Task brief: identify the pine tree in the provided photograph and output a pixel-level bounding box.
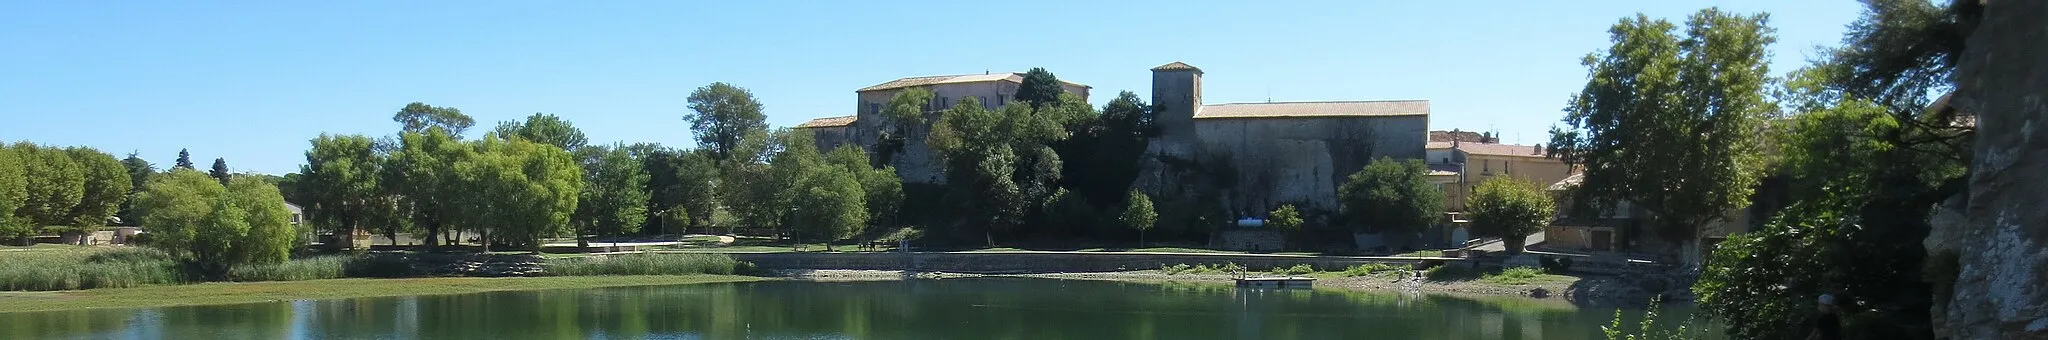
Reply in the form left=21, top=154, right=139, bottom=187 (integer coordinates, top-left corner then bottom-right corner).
left=174, top=149, right=195, bottom=169
left=209, top=158, right=231, bottom=186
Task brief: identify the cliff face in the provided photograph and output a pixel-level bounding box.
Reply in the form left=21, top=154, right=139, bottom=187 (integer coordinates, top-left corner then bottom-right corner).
left=1938, top=0, right=2048, bottom=338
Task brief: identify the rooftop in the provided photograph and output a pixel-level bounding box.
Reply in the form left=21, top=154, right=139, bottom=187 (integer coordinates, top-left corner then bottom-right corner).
left=1425, top=141, right=1549, bottom=158
left=795, top=115, right=857, bottom=128
left=1151, top=61, right=1203, bottom=73
left=1194, top=100, right=1430, bottom=119
left=856, top=73, right=1091, bottom=92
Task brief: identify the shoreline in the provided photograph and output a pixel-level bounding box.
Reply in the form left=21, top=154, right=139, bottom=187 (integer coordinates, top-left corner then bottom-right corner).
left=0, top=275, right=766, bottom=314
left=772, top=269, right=1654, bottom=307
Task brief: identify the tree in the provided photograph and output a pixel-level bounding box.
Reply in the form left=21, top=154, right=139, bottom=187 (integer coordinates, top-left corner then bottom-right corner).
left=791, top=164, right=866, bottom=250
left=1119, top=189, right=1157, bottom=248
left=876, top=88, right=936, bottom=163
left=1268, top=204, right=1304, bottom=233
left=9, top=143, right=84, bottom=241
left=61, top=147, right=130, bottom=244
left=301, top=134, right=384, bottom=250
left=760, top=129, right=822, bottom=240
left=825, top=145, right=903, bottom=230
left=1467, top=177, right=1553, bottom=253
left=209, top=158, right=231, bottom=186
left=392, top=102, right=476, bottom=136
left=927, top=94, right=1082, bottom=244
left=1058, top=91, right=1153, bottom=213
left=1013, top=67, right=1063, bottom=107
left=572, top=144, right=649, bottom=246
left=174, top=148, right=194, bottom=170
left=494, top=113, right=588, bottom=151
left=117, top=152, right=154, bottom=225
left=684, top=82, right=768, bottom=165
left=452, top=137, right=582, bottom=251
left=388, top=129, right=472, bottom=247
left=0, top=147, right=28, bottom=243
left=1549, top=9, right=1773, bottom=258
left=1337, top=158, right=1444, bottom=236
left=135, top=170, right=294, bottom=277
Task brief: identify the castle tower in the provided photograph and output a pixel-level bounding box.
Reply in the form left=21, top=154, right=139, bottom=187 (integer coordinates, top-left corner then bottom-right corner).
left=1150, top=62, right=1202, bottom=156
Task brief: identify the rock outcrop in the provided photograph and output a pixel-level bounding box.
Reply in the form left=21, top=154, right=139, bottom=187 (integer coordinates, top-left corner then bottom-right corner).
left=1935, top=1, right=2048, bottom=338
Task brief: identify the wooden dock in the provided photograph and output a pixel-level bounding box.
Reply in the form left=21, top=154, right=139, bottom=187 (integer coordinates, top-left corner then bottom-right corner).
left=1234, top=276, right=1316, bottom=288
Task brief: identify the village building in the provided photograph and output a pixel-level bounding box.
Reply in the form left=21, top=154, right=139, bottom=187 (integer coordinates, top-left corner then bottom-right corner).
left=796, top=72, right=1091, bottom=183
left=1424, top=139, right=1575, bottom=212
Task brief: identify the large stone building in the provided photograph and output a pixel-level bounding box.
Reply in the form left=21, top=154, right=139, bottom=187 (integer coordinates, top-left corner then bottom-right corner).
left=797, top=72, right=1091, bottom=183
left=1143, top=62, right=1429, bottom=214
left=797, top=62, right=1430, bottom=215
left=1424, top=139, right=1575, bottom=211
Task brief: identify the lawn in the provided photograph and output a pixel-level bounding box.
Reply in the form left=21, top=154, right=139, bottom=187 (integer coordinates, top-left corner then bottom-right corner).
left=0, top=275, right=766, bottom=313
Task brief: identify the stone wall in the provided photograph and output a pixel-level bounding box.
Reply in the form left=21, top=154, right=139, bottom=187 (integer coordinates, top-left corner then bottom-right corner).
left=730, top=252, right=1448, bottom=274
left=1934, top=1, right=2048, bottom=338
left=1193, top=115, right=1429, bottom=212
left=1213, top=230, right=1285, bottom=251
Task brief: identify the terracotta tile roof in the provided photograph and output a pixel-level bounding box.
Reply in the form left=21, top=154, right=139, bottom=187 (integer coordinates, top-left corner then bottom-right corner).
left=1548, top=173, right=1583, bottom=191
left=1194, top=100, right=1429, bottom=119
left=1151, top=61, right=1202, bottom=73
left=795, top=115, right=857, bottom=128
left=856, top=73, right=1090, bottom=92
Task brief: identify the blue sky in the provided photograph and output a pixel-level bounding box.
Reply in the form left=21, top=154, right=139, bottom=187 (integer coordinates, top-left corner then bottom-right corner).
left=1, top=0, right=1862, bottom=175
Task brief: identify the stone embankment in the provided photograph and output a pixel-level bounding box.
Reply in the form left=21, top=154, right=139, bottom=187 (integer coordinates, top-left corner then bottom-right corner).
left=728, top=251, right=1452, bottom=274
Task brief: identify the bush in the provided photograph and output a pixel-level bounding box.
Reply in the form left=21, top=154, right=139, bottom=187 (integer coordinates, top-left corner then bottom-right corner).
left=1540, top=256, right=1574, bottom=273
left=1159, top=262, right=1244, bottom=276
left=544, top=253, right=743, bottom=276
left=1341, top=263, right=1407, bottom=277
left=1482, top=266, right=1547, bottom=285
left=1424, top=264, right=1478, bottom=281
left=1268, top=264, right=1315, bottom=276
left=227, top=253, right=416, bottom=282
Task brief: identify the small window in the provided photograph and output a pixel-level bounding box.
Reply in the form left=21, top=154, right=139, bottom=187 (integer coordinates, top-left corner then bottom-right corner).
left=998, top=95, right=1006, bottom=106
left=868, top=103, right=880, bottom=114
left=940, top=97, right=949, bottom=108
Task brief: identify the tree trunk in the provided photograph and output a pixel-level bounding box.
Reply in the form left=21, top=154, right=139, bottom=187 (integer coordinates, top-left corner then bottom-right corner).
left=1505, top=235, right=1528, bottom=253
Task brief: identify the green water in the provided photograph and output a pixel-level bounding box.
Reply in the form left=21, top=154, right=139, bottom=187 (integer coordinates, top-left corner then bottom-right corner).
left=0, top=278, right=1714, bottom=339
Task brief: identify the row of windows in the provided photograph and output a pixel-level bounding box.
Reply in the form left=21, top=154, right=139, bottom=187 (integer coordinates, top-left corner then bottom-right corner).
left=865, top=94, right=1009, bottom=114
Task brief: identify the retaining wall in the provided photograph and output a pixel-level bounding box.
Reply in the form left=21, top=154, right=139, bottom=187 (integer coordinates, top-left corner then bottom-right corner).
left=728, top=251, right=1456, bottom=274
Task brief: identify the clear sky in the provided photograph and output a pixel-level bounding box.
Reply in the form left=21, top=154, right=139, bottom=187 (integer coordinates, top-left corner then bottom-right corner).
left=1, top=0, right=1862, bottom=175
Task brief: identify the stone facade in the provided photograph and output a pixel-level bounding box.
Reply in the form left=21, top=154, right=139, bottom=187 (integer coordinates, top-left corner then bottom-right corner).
left=799, top=73, right=1091, bottom=184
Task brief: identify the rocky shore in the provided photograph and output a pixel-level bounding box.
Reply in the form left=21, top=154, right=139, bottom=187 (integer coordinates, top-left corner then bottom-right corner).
left=765, top=268, right=1682, bottom=306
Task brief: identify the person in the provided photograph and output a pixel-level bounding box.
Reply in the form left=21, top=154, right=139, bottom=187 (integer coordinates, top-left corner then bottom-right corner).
left=1809, top=293, right=1843, bottom=340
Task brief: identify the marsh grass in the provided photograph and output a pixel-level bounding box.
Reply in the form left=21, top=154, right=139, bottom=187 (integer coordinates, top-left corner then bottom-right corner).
left=0, top=247, right=187, bottom=291
left=544, top=253, right=745, bottom=276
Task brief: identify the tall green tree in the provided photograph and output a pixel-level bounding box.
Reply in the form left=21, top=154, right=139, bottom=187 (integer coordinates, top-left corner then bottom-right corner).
left=1058, top=91, right=1153, bottom=211
left=1013, top=67, right=1064, bottom=107
left=392, top=102, right=477, bottom=136
left=627, top=144, right=718, bottom=234
left=494, top=113, right=589, bottom=151
left=209, top=158, right=231, bottom=186
left=135, top=170, right=295, bottom=277
left=61, top=147, right=130, bottom=243
left=389, top=129, right=473, bottom=247
left=9, top=143, right=85, bottom=240
left=301, top=134, right=384, bottom=250
left=1336, top=158, right=1444, bottom=236
left=760, top=129, right=823, bottom=240
left=684, top=82, right=768, bottom=166
left=825, top=145, right=903, bottom=230
left=1549, top=9, right=1774, bottom=256
left=1466, top=177, right=1554, bottom=253
left=572, top=144, right=650, bottom=246
left=453, top=136, right=582, bottom=251
left=0, top=147, right=28, bottom=243
left=174, top=148, right=195, bottom=170
left=790, top=164, right=866, bottom=250
left=1119, top=189, right=1157, bottom=247
left=225, top=177, right=295, bottom=267
left=117, top=152, right=154, bottom=226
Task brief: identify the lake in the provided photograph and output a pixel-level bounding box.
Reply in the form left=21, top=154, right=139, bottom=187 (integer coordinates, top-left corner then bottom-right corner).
left=0, top=278, right=1715, bottom=339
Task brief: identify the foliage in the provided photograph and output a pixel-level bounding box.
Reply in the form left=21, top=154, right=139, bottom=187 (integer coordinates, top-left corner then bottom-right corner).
left=1268, top=204, right=1303, bottom=233
left=628, top=144, right=718, bottom=234
left=225, top=177, right=296, bottom=266
left=392, top=102, right=476, bottom=136
left=543, top=253, right=744, bottom=276
left=0, top=147, right=27, bottom=240
left=301, top=134, right=385, bottom=249
left=790, top=162, right=867, bottom=248
left=1481, top=267, right=1546, bottom=285
left=55, top=148, right=130, bottom=238
left=10, top=143, right=85, bottom=238
left=0, top=247, right=185, bottom=291
left=1268, top=264, right=1316, bottom=276
left=1013, top=67, right=1064, bottom=107
left=208, top=158, right=231, bottom=186
left=494, top=113, right=589, bottom=151
left=572, top=144, right=650, bottom=243
left=1549, top=9, right=1775, bottom=243
left=825, top=145, right=902, bottom=230
left=1056, top=91, right=1153, bottom=211
left=226, top=254, right=413, bottom=282
left=1159, top=262, right=1242, bottom=275
left=875, top=87, right=935, bottom=162
left=1423, top=265, right=1478, bottom=282
left=136, top=170, right=294, bottom=276
left=926, top=93, right=1085, bottom=244
left=684, top=82, right=769, bottom=165
left=1603, top=298, right=1707, bottom=340
left=388, top=129, right=471, bottom=247
left=1467, top=176, right=1554, bottom=249
left=173, top=148, right=195, bottom=170
left=1341, top=263, right=1408, bottom=277
left=1336, top=158, right=1444, bottom=235
left=1696, top=201, right=1849, bottom=340
left=455, top=137, right=584, bottom=250
left=1119, top=189, right=1157, bottom=246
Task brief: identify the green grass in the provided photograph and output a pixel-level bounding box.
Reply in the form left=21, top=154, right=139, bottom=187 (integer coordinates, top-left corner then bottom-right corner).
left=544, top=253, right=747, bottom=276
left=226, top=254, right=414, bottom=282
left=1158, top=263, right=1243, bottom=275
left=1394, top=250, right=1446, bottom=258
left=1339, top=263, right=1410, bottom=277
left=0, top=275, right=766, bottom=313
left=1268, top=264, right=1317, bottom=276
left=0, top=247, right=187, bottom=291
left=1481, top=267, right=1547, bottom=285
left=1424, top=264, right=1481, bottom=281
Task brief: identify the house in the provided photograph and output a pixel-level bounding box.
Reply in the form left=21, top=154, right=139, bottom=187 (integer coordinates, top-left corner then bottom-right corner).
left=1426, top=138, right=1575, bottom=211
left=1542, top=173, right=1766, bottom=266
left=796, top=72, right=1092, bottom=184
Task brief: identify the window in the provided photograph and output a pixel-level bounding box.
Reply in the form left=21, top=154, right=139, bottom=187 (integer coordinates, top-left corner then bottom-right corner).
left=940, top=97, right=949, bottom=108
left=868, top=102, right=880, bottom=114
left=998, top=95, right=1006, bottom=106
left=981, top=96, right=990, bottom=109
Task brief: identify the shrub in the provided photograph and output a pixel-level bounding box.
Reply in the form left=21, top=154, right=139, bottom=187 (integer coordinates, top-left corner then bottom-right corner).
left=1341, top=263, right=1407, bottom=277
left=1482, top=266, right=1547, bottom=285
left=1424, top=264, right=1478, bottom=281
left=544, top=253, right=742, bottom=276
left=225, top=253, right=416, bottom=282
left=0, top=247, right=186, bottom=291
left=1269, top=264, right=1315, bottom=276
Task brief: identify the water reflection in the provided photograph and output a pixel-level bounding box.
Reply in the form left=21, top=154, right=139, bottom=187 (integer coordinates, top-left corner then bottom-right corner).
left=0, top=278, right=1715, bottom=339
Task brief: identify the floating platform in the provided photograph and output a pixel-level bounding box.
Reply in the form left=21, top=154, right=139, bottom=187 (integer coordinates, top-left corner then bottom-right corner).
left=1235, top=276, right=1316, bottom=288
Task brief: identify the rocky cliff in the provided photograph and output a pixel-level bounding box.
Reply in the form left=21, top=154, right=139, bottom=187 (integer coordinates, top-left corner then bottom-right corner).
left=1935, top=0, right=2048, bottom=338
